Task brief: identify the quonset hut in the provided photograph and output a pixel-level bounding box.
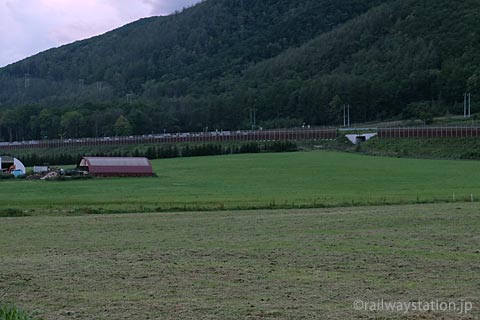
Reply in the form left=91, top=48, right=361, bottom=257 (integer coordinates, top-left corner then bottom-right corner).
left=78, top=157, right=153, bottom=177
left=0, top=156, right=26, bottom=175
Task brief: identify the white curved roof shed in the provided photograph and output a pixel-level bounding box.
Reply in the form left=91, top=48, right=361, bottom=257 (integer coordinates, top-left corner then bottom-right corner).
left=0, top=156, right=26, bottom=174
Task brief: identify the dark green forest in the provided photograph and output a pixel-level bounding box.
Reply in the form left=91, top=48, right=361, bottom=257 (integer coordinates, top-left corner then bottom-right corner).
left=0, top=0, right=479, bottom=141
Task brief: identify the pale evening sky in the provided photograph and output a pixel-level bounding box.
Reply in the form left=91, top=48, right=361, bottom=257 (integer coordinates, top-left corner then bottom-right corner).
left=0, top=0, right=202, bottom=67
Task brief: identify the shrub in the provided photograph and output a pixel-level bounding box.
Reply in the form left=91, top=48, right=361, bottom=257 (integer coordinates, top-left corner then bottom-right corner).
left=0, top=208, right=28, bottom=217
left=239, top=143, right=261, bottom=153
left=264, top=141, right=298, bottom=152
left=0, top=305, right=37, bottom=320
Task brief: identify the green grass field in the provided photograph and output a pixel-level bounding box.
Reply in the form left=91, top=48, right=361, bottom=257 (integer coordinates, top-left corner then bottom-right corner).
left=1, top=203, right=479, bottom=319
left=1, top=151, right=480, bottom=215
left=2, top=151, right=479, bottom=319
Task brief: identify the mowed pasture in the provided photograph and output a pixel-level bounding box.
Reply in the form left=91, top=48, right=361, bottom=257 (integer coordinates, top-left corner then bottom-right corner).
left=1, top=151, right=480, bottom=215
left=1, top=203, right=479, bottom=319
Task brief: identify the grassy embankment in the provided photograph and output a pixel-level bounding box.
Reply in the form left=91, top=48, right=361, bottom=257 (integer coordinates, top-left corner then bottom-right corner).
left=358, top=137, right=480, bottom=160
left=0, top=151, right=479, bottom=215
left=1, top=203, right=479, bottom=319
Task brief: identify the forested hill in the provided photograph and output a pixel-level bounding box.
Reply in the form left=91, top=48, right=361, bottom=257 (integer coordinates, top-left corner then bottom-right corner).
left=0, top=0, right=479, bottom=141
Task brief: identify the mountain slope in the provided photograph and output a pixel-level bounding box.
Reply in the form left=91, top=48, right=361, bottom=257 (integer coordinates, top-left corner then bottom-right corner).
left=231, top=0, right=480, bottom=124
left=0, top=0, right=384, bottom=101
left=0, top=0, right=479, bottom=141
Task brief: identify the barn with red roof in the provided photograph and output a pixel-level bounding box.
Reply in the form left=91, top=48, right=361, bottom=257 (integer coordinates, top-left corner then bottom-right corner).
left=78, top=157, right=153, bottom=177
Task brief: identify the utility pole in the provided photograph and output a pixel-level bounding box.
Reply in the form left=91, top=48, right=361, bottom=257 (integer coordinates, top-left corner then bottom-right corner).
left=24, top=74, right=30, bottom=88
left=469, top=93, right=471, bottom=117
left=79, top=79, right=84, bottom=90
left=126, top=93, right=134, bottom=104
left=348, top=104, right=351, bottom=127
left=343, top=104, right=351, bottom=127
left=464, top=93, right=472, bottom=118
left=250, top=108, right=256, bottom=130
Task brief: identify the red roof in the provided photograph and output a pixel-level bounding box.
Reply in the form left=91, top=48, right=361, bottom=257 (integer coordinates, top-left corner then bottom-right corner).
left=80, top=157, right=153, bottom=176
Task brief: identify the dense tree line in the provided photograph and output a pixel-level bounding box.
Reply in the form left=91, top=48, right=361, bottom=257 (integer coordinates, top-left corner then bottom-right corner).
left=0, top=0, right=479, bottom=139
left=0, top=103, right=184, bottom=141
left=14, top=141, right=298, bottom=166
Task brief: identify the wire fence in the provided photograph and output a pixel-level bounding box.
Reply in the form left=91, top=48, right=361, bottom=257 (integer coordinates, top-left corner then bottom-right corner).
left=1, top=126, right=479, bottom=150
left=377, top=126, right=480, bottom=138
left=0, top=128, right=337, bottom=150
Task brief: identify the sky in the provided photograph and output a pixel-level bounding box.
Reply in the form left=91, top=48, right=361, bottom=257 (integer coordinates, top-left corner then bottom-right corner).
left=0, top=0, right=202, bottom=67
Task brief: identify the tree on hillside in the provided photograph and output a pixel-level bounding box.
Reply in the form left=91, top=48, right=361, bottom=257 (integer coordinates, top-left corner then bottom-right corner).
left=61, top=111, right=83, bottom=138
left=329, top=95, right=344, bottom=125
left=0, top=110, right=18, bottom=142
left=114, top=115, right=133, bottom=136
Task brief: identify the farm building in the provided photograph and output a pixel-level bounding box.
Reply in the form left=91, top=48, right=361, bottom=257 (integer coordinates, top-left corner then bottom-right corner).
left=0, top=156, right=26, bottom=176
left=78, top=157, right=153, bottom=177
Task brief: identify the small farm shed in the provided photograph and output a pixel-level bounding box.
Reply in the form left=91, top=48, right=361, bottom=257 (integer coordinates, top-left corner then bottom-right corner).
left=78, top=157, right=153, bottom=177
left=0, top=156, right=26, bottom=175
